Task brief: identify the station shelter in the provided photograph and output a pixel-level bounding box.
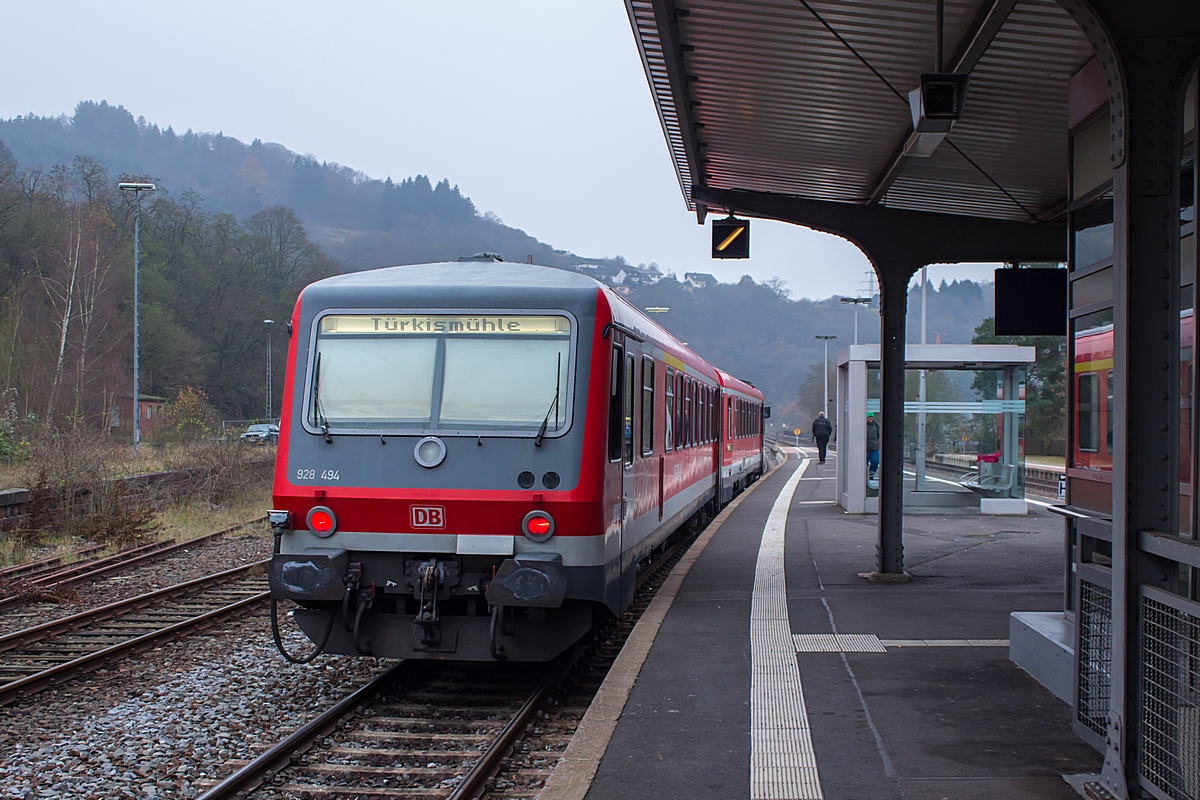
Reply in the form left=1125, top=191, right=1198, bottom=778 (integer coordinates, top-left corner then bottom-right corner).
left=836, top=343, right=1035, bottom=515
left=625, top=0, right=1198, bottom=795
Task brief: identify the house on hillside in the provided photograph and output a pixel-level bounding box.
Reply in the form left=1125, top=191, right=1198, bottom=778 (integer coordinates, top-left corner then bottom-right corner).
left=684, top=272, right=718, bottom=290
left=569, top=263, right=660, bottom=288
left=639, top=263, right=664, bottom=283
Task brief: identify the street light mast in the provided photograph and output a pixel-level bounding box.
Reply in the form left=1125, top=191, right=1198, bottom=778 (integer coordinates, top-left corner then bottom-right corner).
left=118, top=182, right=155, bottom=454
left=839, top=296, right=871, bottom=345
left=815, top=335, right=837, bottom=423
left=264, top=319, right=275, bottom=422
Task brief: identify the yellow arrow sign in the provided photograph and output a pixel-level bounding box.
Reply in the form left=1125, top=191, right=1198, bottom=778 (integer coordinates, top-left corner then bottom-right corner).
left=717, top=225, right=746, bottom=252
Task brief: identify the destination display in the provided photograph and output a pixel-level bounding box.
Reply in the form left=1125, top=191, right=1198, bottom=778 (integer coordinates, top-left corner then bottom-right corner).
left=319, top=314, right=570, bottom=336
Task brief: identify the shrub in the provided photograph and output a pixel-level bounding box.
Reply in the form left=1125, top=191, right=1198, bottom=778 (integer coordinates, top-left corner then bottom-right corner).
left=155, top=387, right=218, bottom=445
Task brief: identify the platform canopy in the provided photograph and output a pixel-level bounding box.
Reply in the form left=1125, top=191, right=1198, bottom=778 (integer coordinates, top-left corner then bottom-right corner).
left=625, top=0, right=1096, bottom=225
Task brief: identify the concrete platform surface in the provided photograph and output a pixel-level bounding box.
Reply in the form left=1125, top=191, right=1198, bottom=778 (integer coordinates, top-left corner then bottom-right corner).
left=574, top=449, right=1100, bottom=800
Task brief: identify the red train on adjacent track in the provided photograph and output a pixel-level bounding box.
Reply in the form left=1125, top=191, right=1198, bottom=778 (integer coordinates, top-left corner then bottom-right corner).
left=266, top=261, right=766, bottom=661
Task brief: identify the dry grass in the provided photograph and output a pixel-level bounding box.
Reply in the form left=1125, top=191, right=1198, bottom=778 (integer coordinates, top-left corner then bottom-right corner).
left=153, top=485, right=272, bottom=544
left=0, top=442, right=275, bottom=491
left=0, top=483, right=271, bottom=570
left=0, top=536, right=84, bottom=571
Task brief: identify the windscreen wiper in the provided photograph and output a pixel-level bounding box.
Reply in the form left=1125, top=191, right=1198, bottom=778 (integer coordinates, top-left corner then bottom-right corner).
left=534, top=353, right=562, bottom=448
left=312, top=352, right=332, bottom=443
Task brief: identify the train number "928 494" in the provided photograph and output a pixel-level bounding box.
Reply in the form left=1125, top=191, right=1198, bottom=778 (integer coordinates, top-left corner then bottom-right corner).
left=295, top=468, right=340, bottom=481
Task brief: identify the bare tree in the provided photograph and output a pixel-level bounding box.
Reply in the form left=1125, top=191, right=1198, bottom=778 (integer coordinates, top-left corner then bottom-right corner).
left=72, top=207, right=119, bottom=422
left=36, top=207, right=85, bottom=421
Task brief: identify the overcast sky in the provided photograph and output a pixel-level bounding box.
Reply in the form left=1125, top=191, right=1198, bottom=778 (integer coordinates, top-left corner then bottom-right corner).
left=1, top=0, right=998, bottom=299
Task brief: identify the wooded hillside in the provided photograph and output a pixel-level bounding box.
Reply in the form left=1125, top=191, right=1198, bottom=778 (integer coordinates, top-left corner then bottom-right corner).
left=0, top=100, right=1005, bottom=435
left=0, top=102, right=629, bottom=273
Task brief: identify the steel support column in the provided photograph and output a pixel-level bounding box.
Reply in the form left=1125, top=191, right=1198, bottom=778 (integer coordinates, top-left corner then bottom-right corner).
left=689, top=186, right=1065, bottom=578
left=1058, top=2, right=1199, bottom=795
left=877, top=264, right=919, bottom=574
left=1109, top=48, right=1186, bottom=796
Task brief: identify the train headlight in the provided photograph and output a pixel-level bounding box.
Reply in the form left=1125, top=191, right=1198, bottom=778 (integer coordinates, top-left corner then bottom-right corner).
left=307, top=506, right=337, bottom=538
left=521, top=510, right=554, bottom=543
left=414, top=436, right=447, bottom=468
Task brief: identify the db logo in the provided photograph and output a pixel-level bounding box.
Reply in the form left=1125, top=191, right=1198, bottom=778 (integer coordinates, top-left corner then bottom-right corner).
left=410, top=505, right=446, bottom=529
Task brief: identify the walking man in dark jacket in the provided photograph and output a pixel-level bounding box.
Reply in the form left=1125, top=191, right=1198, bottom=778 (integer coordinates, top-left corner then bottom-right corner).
left=812, top=412, right=833, bottom=464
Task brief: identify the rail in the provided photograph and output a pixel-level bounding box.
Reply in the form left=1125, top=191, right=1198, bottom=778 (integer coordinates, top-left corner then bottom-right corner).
left=0, top=560, right=269, bottom=705
left=0, top=516, right=267, bottom=611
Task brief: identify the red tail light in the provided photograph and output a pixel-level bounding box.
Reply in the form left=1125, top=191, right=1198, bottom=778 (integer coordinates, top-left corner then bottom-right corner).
left=521, top=510, right=554, bottom=542
left=307, top=506, right=337, bottom=537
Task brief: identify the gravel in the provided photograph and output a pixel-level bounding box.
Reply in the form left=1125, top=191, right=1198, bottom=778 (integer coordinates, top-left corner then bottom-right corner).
left=0, top=529, right=273, bottom=636
left=0, top=608, right=391, bottom=799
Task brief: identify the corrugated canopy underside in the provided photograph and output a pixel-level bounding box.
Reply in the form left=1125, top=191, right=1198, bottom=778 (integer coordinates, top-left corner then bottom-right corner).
left=626, top=0, right=1096, bottom=222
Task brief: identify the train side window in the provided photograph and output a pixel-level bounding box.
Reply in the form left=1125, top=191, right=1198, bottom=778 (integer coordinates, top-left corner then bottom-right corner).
left=691, top=382, right=699, bottom=445
left=1105, top=371, right=1114, bottom=453
left=1078, top=372, right=1099, bottom=453
left=689, top=379, right=697, bottom=447
left=713, top=390, right=720, bottom=440
left=703, top=387, right=710, bottom=442
left=675, top=373, right=684, bottom=450
left=664, top=367, right=675, bottom=452
left=624, top=353, right=635, bottom=466
left=727, top=396, right=733, bottom=438
left=684, top=377, right=692, bottom=448
left=702, top=388, right=709, bottom=442
left=641, top=357, right=654, bottom=457
left=607, top=346, right=624, bottom=462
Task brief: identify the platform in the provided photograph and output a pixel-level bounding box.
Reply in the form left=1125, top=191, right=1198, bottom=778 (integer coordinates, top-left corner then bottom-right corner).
left=543, top=448, right=1101, bottom=800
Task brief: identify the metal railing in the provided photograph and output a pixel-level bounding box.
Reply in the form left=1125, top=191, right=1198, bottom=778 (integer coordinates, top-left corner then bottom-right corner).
left=1077, top=579, right=1114, bottom=741
left=1140, top=588, right=1200, bottom=799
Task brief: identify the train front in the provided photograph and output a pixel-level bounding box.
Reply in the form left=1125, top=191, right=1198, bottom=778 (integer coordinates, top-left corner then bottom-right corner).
left=267, top=263, right=609, bottom=661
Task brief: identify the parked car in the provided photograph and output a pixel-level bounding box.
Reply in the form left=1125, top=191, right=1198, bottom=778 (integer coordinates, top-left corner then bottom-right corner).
left=241, top=423, right=279, bottom=444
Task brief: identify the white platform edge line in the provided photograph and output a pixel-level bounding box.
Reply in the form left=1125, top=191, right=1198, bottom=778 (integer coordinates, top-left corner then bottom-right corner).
left=751, top=457, right=824, bottom=800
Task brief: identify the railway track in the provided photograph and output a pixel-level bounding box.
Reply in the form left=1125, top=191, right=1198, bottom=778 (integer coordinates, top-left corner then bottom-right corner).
left=0, top=517, right=266, bottom=611
left=0, top=544, right=107, bottom=581
left=0, top=560, right=269, bottom=706
left=920, top=459, right=1061, bottom=498
left=198, top=521, right=703, bottom=800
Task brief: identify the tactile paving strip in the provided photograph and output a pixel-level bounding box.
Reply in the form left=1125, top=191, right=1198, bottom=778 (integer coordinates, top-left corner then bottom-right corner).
left=751, top=461, right=824, bottom=800
left=792, top=634, right=888, bottom=653
left=792, top=635, right=1008, bottom=652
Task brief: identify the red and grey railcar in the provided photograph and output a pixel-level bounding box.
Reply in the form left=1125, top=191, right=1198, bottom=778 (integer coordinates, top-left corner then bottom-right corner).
left=267, top=262, right=765, bottom=661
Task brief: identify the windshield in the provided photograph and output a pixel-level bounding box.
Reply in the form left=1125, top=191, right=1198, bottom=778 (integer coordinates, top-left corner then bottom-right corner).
left=247, top=424, right=271, bottom=432
left=308, top=313, right=572, bottom=434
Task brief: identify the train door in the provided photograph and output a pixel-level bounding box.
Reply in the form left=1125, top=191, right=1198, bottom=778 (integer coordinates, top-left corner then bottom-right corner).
left=620, top=348, right=637, bottom=606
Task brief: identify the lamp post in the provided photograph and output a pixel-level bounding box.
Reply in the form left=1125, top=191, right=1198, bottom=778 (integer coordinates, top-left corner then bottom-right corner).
left=839, top=296, right=871, bottom=345
left=264, top=319, right=275, bottom=422
left=916, top=266, right=929, bottom=489
left=118, top=182, right=155, bottom=454
left=815, top=335, right=837, bottom=422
